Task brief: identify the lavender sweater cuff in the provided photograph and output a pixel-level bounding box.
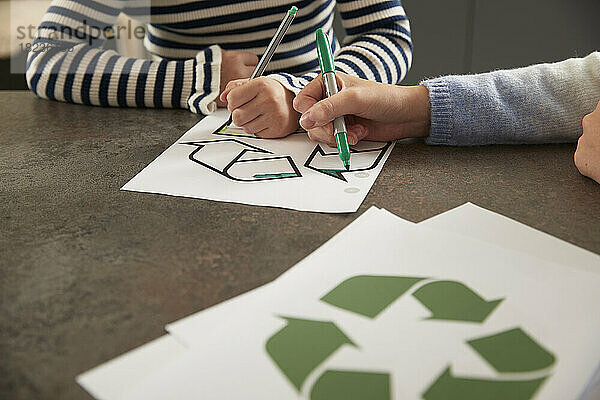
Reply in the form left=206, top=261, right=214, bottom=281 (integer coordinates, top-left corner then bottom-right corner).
left=421, top=52, right=600, bottom=146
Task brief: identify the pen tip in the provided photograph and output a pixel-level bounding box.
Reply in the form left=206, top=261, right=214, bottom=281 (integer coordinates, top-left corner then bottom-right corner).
left=345, top=165, right=350, bottom=171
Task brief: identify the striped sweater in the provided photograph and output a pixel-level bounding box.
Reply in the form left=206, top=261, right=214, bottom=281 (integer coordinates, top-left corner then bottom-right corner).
left=26, top=0, right=412, bottom=115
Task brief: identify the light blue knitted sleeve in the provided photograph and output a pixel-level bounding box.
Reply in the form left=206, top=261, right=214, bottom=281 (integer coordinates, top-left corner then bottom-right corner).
left=422, top=52, right=600, bottom=146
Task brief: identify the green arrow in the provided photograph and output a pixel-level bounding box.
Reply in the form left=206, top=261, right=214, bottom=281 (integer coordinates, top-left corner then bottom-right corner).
left=310, top=370, right=391, bottom=400
left=265, top=317, right=355, bottom=391
left=423, top=367, right=547, bottom=400
left=468, top=327, right=556, bottom=373
left=413, top=281, right=503, bottom=323
left=321, top=275, right=425, bottom=318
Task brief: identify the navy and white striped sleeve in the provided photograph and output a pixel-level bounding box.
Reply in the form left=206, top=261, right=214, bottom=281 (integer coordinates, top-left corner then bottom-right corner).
left=269, top=0, right=412, bottom=94
left=25, top=0, right=219, bottom=114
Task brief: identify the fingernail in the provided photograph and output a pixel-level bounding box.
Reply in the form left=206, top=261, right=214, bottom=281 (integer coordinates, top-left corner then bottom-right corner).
left=300, top=111, right=315, bottom=129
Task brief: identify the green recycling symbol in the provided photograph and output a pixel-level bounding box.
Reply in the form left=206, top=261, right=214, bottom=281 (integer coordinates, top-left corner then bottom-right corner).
left=265, top=276, right=556, bottom=399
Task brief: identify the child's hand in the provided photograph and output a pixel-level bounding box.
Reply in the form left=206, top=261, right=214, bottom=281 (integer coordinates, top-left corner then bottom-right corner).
left=217, top=50, right=259, bottom=108
left=293, top=72, right=430, bottom=147
left=219, top=77, right=300, bottom=138
left=575, top=100, right=600, bottom=184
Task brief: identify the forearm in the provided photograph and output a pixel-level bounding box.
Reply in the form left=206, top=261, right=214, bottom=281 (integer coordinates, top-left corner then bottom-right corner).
left=27, top=44, right=197, bottom=109
left=422, top=52, right=600, bottom=146
left=26, top=0, right=221, bottom=114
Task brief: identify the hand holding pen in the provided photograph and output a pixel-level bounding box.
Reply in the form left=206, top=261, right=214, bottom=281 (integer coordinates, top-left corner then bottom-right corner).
left=294, top=72, right=431, bottom=146
left=219, top=7, right=300, bottom=138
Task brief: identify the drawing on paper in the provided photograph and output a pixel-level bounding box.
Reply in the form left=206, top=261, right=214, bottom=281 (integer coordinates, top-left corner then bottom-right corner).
left=212, top=121, right=306, bottom=139
left=180, top=122, right=393, bottom=183
left=213, top=121, right=257, bottom=138
left=122, top=110, right=396, bottom=212
left=304, top=142, right=393, bottom=182
left=180, top=139, right=302, bottom=182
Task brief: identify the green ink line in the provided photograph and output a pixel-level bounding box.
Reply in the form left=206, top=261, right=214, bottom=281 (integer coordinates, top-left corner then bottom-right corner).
left=253, top=173, right=298, bottom=179
left=319, top=169, right=345, bottom=179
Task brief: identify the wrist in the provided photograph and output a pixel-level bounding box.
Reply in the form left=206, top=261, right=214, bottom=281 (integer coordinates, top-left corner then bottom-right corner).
left=387, top=85, right=430, bottom=139
left=407, top=85, right=431, bottom=137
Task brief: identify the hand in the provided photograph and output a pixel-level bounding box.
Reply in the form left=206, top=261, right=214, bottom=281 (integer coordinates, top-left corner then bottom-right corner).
left=219, top=77, right=300, bottom=138
left=575, top=100, right=600, bottom=184
left=293, top=72, right=430, bottom=146
left=217, top=49, right=259, bottom=108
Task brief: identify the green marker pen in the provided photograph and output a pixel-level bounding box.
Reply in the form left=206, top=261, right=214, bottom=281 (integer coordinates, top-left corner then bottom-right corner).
left=315, top=28, right=351, bottom=170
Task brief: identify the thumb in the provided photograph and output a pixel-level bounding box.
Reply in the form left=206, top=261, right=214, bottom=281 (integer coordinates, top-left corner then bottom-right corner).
left=300, top=89, right=361, bottom=130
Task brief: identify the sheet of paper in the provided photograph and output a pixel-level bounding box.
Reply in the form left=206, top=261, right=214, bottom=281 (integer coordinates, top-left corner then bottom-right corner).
left=76, top=335, right=186, bottom=400
left=420, top=202, right=600, bottom=275
left=418, top=203, right=600, bottom=399
left=121, top=110, right=395, bottom=213
left=122, top=210, right=600, bottom=400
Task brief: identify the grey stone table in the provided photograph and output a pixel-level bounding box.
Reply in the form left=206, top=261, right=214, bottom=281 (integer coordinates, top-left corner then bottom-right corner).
left=1, top=91, right=599, bottom=399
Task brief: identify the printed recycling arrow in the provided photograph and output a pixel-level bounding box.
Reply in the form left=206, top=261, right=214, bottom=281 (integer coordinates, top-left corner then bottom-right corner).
left=321, top=275, right=425, bottom=318
left=265, top=317, right=355, bottom=391
left=468, top=327, right=556, bottom=373
left=310, top=370, right=390, bottom=400
left=180, top=139, right=301, bottom=182
left=422, top=367, right=547, bottom=400
left=304, top=142, right=392, bottom=182
left=413, top=280, right=503, bottom=323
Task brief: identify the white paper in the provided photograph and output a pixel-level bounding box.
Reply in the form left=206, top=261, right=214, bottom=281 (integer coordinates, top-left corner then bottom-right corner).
left=76, top=335, right=186, bottom=400
left=418, top=203, right=600, bottom=400
left=420, top=202, right=600, bottom=275
left=122, top=210, right=600, bottom=400
left=121, top=110, right=395, bottom=213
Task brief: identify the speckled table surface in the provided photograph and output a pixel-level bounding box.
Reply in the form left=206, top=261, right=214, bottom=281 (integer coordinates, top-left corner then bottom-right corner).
left=1, top=92, right=599, bottom=399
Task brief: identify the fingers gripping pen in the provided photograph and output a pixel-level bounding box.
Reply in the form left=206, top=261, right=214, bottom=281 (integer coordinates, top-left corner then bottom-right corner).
left=315, top=28, right=351, bottom=170
left=223, top=6, right=297, bottom=127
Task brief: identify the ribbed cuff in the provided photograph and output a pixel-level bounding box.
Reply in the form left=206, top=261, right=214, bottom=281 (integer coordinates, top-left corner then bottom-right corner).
left=187, top=45, right=222, bottom=115
left=422, top=79, right=454, bottom=145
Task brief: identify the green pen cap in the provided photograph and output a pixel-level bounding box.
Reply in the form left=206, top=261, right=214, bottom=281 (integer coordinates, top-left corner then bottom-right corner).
left=316, top=28, right=335, bottom=74
left=288, top=6, right=298, bottom=16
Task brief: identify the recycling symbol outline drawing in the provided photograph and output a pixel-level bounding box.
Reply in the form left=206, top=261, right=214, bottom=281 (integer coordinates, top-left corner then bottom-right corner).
left=178, top=122, right=393, bottom=182
left=265, top=275, right=556, bottom=400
